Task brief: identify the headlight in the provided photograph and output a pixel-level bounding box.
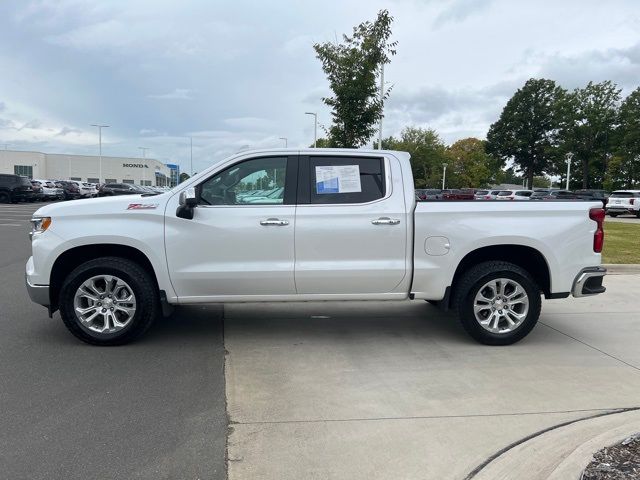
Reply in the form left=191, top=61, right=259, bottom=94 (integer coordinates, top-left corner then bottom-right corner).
left=30, top=217, right=52, bottom=237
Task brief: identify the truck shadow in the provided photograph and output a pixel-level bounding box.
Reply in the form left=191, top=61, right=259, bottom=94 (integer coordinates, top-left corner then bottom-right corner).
left=218, top=301, right=471, bottom=345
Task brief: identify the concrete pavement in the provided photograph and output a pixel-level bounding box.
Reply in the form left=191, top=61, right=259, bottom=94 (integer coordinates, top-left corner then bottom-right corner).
left=224, top=275, right=640, bottom=480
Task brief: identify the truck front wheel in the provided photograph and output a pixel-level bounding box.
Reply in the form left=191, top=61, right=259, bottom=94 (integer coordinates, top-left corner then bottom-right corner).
left=59, top=257, right=159, bottom=345
left=454, top=261, right=541, bottom=345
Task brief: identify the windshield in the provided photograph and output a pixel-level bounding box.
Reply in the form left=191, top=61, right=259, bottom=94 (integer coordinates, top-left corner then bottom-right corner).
left=497, top=191, right=512, bottom=196
left=610, top=192, right=637, bottom=198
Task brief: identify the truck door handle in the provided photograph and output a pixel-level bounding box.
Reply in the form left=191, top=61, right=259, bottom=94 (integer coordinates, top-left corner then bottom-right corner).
left=371, top=217, right=400, bottom=225
left=260, top=218, right=289, bottom=226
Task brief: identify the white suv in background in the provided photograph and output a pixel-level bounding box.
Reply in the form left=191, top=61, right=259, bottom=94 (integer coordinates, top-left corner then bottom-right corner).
left=606, top=190, right=640, bottom=217
left=496, top=190, right=533, bottom=201
left=32, top=179, right=64, bottom=200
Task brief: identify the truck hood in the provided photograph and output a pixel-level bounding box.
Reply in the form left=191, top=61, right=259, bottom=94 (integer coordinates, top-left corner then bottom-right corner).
left=32, top=193, right=171, bottom=218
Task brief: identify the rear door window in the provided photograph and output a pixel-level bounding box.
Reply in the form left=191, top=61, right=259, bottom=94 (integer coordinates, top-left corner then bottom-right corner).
left=306, top=156, right=385, bottom=204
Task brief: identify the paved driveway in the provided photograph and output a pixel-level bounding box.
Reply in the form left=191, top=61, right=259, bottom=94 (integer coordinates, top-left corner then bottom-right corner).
left=225, top=275, right=640, bottom=479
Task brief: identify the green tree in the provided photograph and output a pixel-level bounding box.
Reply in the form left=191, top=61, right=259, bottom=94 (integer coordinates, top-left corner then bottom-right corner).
left=560, top=81, right=622, bottom=189
left=486, top=78, right=567, bottom=189
left=616, top=87, right=640, bottom=188
left=179, top=172, right=190, bottom=183
left=445, top=138, right=503, bottom=188
left=382, top=127, right=447, bottom=188
left=313, top=10, right=397, bottom=147
left=603, top=155, right=626, bottom=192
left=311, top=138, right=332, bottom=148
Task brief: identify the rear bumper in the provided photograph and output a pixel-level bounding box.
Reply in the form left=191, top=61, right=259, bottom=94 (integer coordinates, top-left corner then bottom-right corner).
left=25, top=274, right=50, bottom=307
left=606, top=207, right=637, bottom=214
left=571, top=266, right=607, bottom=297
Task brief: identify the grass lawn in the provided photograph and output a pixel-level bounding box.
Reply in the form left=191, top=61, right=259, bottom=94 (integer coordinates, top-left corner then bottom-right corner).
left=603, top=221, right=640, bottom=264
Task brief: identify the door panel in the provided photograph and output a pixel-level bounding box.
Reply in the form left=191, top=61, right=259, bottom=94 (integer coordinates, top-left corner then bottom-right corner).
left=165, top=205, right=296, bottom=297
left=294, top=155, right=408, bottom=294
left=165, top=155, right=296, bottom=298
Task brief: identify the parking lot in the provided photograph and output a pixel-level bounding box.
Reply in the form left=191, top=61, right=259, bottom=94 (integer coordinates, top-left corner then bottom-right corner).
left=2, top=201, right=640, bottom=479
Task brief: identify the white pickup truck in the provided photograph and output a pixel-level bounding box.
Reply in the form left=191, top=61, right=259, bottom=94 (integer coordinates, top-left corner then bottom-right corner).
left=26, top=149, right=607, bottom=346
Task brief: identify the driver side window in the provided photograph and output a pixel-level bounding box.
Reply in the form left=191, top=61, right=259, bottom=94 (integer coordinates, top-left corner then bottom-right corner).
left=199, top=156, right=287, bottom=206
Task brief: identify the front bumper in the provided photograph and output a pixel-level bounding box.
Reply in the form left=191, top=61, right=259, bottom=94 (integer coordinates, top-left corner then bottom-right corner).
left=25, top=274, right=50, bottom=307
left=572, top=266, right=606, bottom=297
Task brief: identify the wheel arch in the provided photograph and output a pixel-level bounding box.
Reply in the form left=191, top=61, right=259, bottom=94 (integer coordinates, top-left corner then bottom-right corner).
left=49, top=244, right=160, bottom=314
left=448, top=244, right=552, bottom=308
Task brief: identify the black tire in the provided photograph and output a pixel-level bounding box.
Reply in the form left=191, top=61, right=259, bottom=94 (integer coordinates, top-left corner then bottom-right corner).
left=454, top=261, right=542, bottom=345
left=0, top=191, right=9, bottom=203
left=59, top=257, right=159, bottom=345
left=608, top=212, right=619, bottom=217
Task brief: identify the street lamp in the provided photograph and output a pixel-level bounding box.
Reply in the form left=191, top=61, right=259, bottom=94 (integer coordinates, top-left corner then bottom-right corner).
left=90, top=124, right=110, bottom=183
left=442, top=163, right=448, bottom=190
left=138, top=147, right=150, bottom=185
left=305, top=112, right=317, bottom=147
left=279, top=137, right=288, bottom=148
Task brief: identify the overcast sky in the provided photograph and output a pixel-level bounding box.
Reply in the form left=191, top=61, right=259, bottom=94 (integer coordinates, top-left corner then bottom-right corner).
left=0, top=0, right=638, bottom=173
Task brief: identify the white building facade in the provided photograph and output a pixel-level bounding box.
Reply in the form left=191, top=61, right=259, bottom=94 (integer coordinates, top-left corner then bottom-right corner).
left=0, top=149, right=175, bottom=186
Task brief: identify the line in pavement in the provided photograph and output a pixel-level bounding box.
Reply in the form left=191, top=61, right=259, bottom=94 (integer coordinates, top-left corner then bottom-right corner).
left=229, top=406, right=640, bottom=426
left=540, top=321, right=640, bottom=372
left=0, top=224, right=23, bottom=227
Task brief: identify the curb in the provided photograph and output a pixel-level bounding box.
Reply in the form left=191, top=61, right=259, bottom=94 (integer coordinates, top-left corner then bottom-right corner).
left=465, top=408, right=640, bottom=480
left=603, top=264, right=640, bottom=275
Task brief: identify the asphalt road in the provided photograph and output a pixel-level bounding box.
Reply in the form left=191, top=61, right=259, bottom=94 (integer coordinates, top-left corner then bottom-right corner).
left=0, top=202, right=227, bottom=480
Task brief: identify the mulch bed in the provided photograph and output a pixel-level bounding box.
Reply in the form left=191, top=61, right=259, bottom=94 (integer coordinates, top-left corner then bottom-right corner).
left=582, top=433, right=640, bottom=479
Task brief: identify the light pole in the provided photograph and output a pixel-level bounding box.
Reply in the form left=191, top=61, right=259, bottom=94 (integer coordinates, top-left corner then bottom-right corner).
left=305, top=112, right=317, bottom=147
left=378, top=64, right=384, bottom=150
left=90, top=124, right=109, bottom=183
left=138, top=147, right=150, bottom=185
left=279, top=137, right=288, bottom=148
left=442, top=163, right=447, bottom=190
left=189, top=136, right=193, bottom=176
left=565, top=153, right=573, bottom=190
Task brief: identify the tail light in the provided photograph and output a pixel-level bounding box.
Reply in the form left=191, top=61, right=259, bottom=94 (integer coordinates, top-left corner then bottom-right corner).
left=589, top=207, right=605, bottom=253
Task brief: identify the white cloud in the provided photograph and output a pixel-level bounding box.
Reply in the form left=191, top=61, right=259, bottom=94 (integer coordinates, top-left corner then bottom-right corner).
left=147, top=89, right=193, bottom=100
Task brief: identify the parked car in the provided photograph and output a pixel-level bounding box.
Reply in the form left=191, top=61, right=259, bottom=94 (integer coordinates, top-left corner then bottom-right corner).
left=496, top=190, right=534, bottom=201
left=27, top=148, right=606, bottom=347
left=605, top=190, right=640, bottom=217
left=441, top=189, right=462, bottom=200
left=33, top=179, right=65, bottom=201
left=530, top=190, right=577, bottom=201
left=82, top=183, right=99, bottom=197
left=417, top=189, right=442, bottom=200
left=98, top=183, right=146, bottom=196
left=475, top=189, right=502, bottom=200
left=0, top=174, right=36, bottom=203
left=55, top=181, right=82, bottom=200
left=29, top=180, right=45, bottom=201
left=574, top=189, right=609, bottom=208
left=458, top=188, right=476, bottom=200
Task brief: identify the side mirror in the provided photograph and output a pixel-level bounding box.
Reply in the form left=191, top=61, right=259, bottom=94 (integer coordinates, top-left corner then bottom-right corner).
left=179, top=187, right=197, bottom=207
left=177, top=187, right=197, bottom=219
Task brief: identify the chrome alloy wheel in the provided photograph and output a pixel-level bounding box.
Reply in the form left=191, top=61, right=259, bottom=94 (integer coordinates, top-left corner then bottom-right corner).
left=73, top=275, right=137, bottom=334
left=473, top=278, right=529, bottom=334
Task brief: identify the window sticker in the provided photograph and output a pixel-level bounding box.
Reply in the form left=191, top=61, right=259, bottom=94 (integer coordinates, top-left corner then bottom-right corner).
left=315, top=165, right=362, bottom=194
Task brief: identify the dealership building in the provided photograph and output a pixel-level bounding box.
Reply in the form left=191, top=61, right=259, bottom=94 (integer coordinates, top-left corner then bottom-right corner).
left=0, top=149, right=180, bottom=187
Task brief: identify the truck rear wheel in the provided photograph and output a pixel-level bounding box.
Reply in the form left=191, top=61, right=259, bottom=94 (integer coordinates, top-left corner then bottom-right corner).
left=454, top=261, right=541, bottom=345
left=59, top=257, right=159, bottom=345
